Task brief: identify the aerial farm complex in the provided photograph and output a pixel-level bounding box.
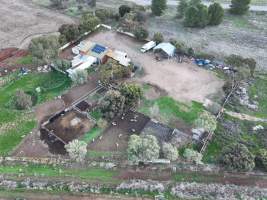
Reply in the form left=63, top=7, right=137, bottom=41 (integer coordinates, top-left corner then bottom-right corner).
left=0, top=0, right=267, bottom=199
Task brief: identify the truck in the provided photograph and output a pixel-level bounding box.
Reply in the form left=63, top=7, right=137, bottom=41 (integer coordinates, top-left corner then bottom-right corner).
left=140, top=41, right=156, bottom=53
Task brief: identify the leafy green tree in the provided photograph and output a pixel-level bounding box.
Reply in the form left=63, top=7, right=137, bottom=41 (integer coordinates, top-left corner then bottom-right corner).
left=70, top=70, right=88, bottom=85
left=255, top=149, right=267, bottom=171
left=183, top=148, right=203, bottom=164
left=65, top=140, right=87, bottom=163
left=79, top=12, right=101, bottom=34
left=177, top=0, right=188, bottom=18
left=13, top=90, right=32, bottom=110
left=230, top=0, right=251, bottom=15
left=162, top=143, right=178, bottom=161
left=29, top=35, right=60, bottom=65
left=95, top=9, right=115, bottom=22
left=169, top=38, right=186, bottom=54
left=194, top=111, right=217, bottom=132
left=151, top=0, right=167, bottom=16
left=134, top=26, right=149, bottom=40
left=208, top=3, right=224, bottom=25
left=54, top=59, right=71, bottom=71
left=58, top=24, right=80, bottom=44
left=184, top=3, right=209, bottom=28
left=127, top=134, right=160, bottom=163
left=99, top=90, right=125, bottom=120
left=153, top=32, right=164, bottom=44
left=119, top=5, right=131, bottom=17
left=220, top=143, right=255, bottom=172
left=119, top=83, right=143, bottom=108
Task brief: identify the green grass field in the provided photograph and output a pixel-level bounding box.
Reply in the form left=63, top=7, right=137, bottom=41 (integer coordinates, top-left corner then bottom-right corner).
left=0, top=71, right=71, bottom=156
left=81, top=127, right=104, bottom=143
left=139, top=96, right=204, bottom=126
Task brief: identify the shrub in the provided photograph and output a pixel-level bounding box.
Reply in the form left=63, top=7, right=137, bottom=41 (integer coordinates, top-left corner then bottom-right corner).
left=255, top=149, right=267, bottom=171
left=194, top=111, right=217, bottom=132
left=99, top=60, right=132, bottom=85
left=29, top=35, right=60, bottom=65
left=208, top=3, right=224, bottom=25
left=65, top=140, right=87, bottom=163
left=13, top=90, right=33, bottom=110
left=153, top=32, right=164, bottom=44
left=220, top=143, right=255, bottom=172
left=128, top=134, right=160, bottom=163
left=187, top=47, right=195, bottom=56
left=119, top=83, right=143, bottom=108
left=184, top=3, right=209, bottom=28
left=54, top=59, right=71, bottom=71
left=99, top=90, right=125, bottom=120
left=162, top=143, right=178, bottom=161
left=230, top=0, right=251, bottom=15
left=134, top=26, right=149, bottom=41
left=95, top=9, right=115, bottom=22
left=169, top=39, right=186, bottom=54
left=58, top=24, right=80, bottom=44
left=183, top=148, right=203, bottom=164
left=119, top=5, right=131, bottom=17
left=96, top=118, right=108, bottom=129
left=177, top=0, right=188, bottom=18
left=70, top=70, right=88, bottom=85
left=79, top=12, right=100, bottom=34
left=134, top=11, right=148, bottom=22
left=151, top=0, right=167, bottom=16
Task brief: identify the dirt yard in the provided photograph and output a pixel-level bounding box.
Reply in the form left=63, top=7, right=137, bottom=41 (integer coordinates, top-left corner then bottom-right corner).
left=0, top=0, right=75, bottom=49
left=88, top=31, right=224, bottom=103
left=88, top=111, right=150, bottom=152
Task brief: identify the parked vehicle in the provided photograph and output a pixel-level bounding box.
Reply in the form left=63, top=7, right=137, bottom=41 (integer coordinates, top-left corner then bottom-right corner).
left=140, top=41, right=156, bottom=53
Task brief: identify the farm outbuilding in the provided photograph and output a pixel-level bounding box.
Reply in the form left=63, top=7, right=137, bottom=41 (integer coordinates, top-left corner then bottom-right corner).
left=153, top=42, right=176, bottom=58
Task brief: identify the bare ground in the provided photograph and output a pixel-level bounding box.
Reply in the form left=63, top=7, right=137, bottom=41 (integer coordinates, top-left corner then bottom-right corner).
left=0, top=0, right=76, bottom=49
left=88, top=31, right=224, bottom=103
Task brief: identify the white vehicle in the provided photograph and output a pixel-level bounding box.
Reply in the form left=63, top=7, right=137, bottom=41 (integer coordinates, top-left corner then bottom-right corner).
left=140, top=41, right=156, bottom=53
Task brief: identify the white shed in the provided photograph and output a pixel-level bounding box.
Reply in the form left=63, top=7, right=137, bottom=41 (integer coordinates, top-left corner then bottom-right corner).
left=153, top=42, right=176, bottom=58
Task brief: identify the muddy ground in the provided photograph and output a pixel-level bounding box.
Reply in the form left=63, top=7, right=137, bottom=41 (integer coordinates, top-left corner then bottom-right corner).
left=0, top=0, right=76, bottom=49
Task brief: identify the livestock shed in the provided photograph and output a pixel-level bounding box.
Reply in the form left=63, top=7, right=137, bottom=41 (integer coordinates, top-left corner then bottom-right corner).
left=153, top=42, right=176, bottom=58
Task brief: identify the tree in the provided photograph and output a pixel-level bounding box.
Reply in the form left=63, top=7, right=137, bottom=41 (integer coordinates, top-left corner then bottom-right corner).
left=119, top=83, right=143, bottom=108
left=153, top=32, right=164, bottom=44
left=151, top=0, right=167, bottom=16
left=220, top=143, right=255, bottom=172
left=169, top=39, right=186, bottom=54
left=208, top=3, right=224, bottom=25
left=134, top=26, right=149, bottom=41
left=95, top=9, right=115, bottom=23
left=162, top=143, right=178, bottom=161
left=194, top=111, right=217, bottom=132
left=29, top=36, right=60, bottom=65
left=70, top=70, right=88, bottom=85
left=99, top=90, right=125, bottom=120
left=54, top=59, right=71, bottom=71
left=177, top=0, right=188, bottom=18
left=13, top=90, right=32, bottom=110
left=58, top=24, right=80, bottom=44
left=65, top=140, right=87, bottom=163
left=50, top=0, right=65, bottom=9
left=119, top=5, right=131, bottom=17
left=183, top=148, right=203, bottom=164
left=255, top=149, right=267, bottom=171
left=127, top=134, right=160, bottom=163
left=184, top=3, right=209, bottom=28
left=230, top=0, right=251, bottom=15
left=79, top=12, right=101, bottom=34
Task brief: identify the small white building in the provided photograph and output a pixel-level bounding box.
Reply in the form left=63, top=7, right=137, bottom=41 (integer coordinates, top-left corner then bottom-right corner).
left=153, top=42, right=176, bottom=58
left=67, top=56, right=97, bottom=76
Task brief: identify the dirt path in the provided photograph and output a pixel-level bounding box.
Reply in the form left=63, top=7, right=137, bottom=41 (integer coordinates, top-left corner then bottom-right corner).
left=0, top=0, right=76, bottom=49
left=225, top=110, right=267, bottom=122
left=126, top=0, right=267, bottom=11
left=88, top=31, right=223, bottom=103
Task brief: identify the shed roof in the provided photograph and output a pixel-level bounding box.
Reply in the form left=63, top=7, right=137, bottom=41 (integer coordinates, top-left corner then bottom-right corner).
left=153, top=42, right=176, bottom=57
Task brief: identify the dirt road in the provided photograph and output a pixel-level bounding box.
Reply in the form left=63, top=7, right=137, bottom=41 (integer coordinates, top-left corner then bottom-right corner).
left=88, top=31, right=223, bottom=103
left=126, top=0, right=267, bottom=11
left=0, top=0, right=76, bottom=49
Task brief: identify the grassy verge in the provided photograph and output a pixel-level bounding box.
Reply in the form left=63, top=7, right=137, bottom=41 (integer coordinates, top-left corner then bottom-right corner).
left=138, top=96, right=204, bottom=125
left=15, top=55, right=33, bottom=65
left=174, top=172, right=218, bottom=183
left=0, top=164, right=118, bottom=182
